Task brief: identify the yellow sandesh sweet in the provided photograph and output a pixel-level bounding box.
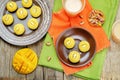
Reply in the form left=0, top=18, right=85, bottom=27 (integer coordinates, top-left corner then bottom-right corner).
left=27, top=18, right=39, bottom=30
left=68, top=51, right=80, bottom=63
left=16, top=8, right=28, bottom=19
left=2, top=14, right=14, bottom=26
left=12, top=48, right=38, bottom=74
left=14, top=24, right=25, bottom=35
left=22, top=0, right=33, bottom=8
left=79, top=40, right=90, bottom=52
left=30, top=5, right=42, bottom=18
left=6, top=1, right=18, bottom=12
left=64, top=37, right=75, bottom=49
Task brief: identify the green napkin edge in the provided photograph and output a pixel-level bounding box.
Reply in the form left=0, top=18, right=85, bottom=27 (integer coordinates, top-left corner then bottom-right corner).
left=38, top=0, right=119, bottom=80
left=39, top=33, right=63, bottom=71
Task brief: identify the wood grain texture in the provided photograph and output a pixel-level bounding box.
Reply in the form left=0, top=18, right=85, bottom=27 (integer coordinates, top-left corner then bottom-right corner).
left=0, top=0, right=120, bottom=80
left=101, top=1, right=120, bottom=79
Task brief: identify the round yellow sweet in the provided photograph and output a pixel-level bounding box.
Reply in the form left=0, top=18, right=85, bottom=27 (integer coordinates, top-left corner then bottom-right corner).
left=79, top=40, right=90, bottom=52
left=27, top=18, right=39, bottom=30
left=16, top=8, right=28, bottom=19
left=14, top=24, right=25, bottom=35
left=6, top=1, right=18, bottom=12
left=2, top=14, right=14, bottom=26
left=64, top=37, right=75, bottom=49
left=68, top=51, right=80, bottom=63
left=12, top=48, right=38, bottom=74
left=22, top=0, right=32, bottom=8
left=30, top=5, right=42, bottom=18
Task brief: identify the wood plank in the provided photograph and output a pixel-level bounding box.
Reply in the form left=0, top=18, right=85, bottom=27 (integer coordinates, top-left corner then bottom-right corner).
left=64, top=74, right=72, bottom=80
left=55, top=71, right=64, bottom=80
left=0, top=39, right=26, bottom=79
left=8, top=45, right=26, bottom=79
left=0, top=40, right=10, bottom=77
left=34, top=66, right=44, bottom=80
left=0, top=77, right=26, bottom=80
left=47, top=0, right=54, bottom=9
left=101, top=1, right=120, bottom=80
left=43, top=67, right=56, bottom=80
left=27, top=39, right=44, bottom=80
left=64, top=74, right=83, bottom=80
left=115, top=0, right=120, bottom=20
left=0, top=0, right=120, bottom=79
left=101, top=40, right=120, bottom=80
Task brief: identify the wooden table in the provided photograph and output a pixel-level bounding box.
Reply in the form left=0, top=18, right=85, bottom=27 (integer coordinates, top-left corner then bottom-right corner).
left=0, top=0, right=120, bottom=80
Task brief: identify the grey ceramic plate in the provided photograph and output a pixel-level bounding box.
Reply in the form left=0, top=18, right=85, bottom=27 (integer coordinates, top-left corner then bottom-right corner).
left=0, top=0, right=52, bottom=46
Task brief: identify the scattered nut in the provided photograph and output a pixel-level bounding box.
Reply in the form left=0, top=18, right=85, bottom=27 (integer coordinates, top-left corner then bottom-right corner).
left=80, top=21, right=85, bottom=25
left=47, top=56, right=51, bottom=61
left=88, top=9, right=105, bottom=27
left=79, top=15, right=83, bottom=19
left=46, top=42, right=51, bottom=46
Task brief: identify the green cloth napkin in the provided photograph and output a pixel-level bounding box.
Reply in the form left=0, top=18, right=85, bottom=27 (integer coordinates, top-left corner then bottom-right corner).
left=38, top=0, right=119, bottom=80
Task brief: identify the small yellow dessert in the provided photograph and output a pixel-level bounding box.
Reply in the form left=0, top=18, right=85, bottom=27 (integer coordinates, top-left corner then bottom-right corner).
left=14, top=24, right=25, bottom=35
left=64, top=37, right=75, bottom=49
left=2, top=14, right=14, bottom=26
left=68, top=51, right=80, bottom=63
left=6, top=1, right=18, bottom=12
left=30, top=5, right=42, bottom=18
left=16, top=8, right=28, bottom=19
left=27, top=18, right=39, bottom=30
left=22, top=0, right=32, bottom=8
left=12, top=48, right=38, bottom=74
left=79, top=40, right=90, bottom=52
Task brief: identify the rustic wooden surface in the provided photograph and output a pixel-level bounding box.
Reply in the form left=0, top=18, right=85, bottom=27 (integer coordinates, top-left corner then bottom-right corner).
left=0, top=0, right=120, bottom=80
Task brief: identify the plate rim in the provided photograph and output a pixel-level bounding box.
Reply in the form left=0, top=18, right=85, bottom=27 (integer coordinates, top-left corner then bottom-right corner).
left=0, top=0, right=52, bottom=46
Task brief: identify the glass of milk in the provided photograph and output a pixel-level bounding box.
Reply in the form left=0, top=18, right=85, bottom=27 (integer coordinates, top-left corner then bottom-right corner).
left=62, top=0, right=86, bottom=17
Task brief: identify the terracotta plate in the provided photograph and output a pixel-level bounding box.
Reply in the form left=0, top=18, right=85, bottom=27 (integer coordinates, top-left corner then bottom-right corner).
left=0, top=0, right=52, bottom=46
left=56, top=27, right=96, bottom=67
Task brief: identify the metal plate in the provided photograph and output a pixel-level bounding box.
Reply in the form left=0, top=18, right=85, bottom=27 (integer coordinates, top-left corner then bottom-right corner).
left=0, top=0, right=52, bottom=46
